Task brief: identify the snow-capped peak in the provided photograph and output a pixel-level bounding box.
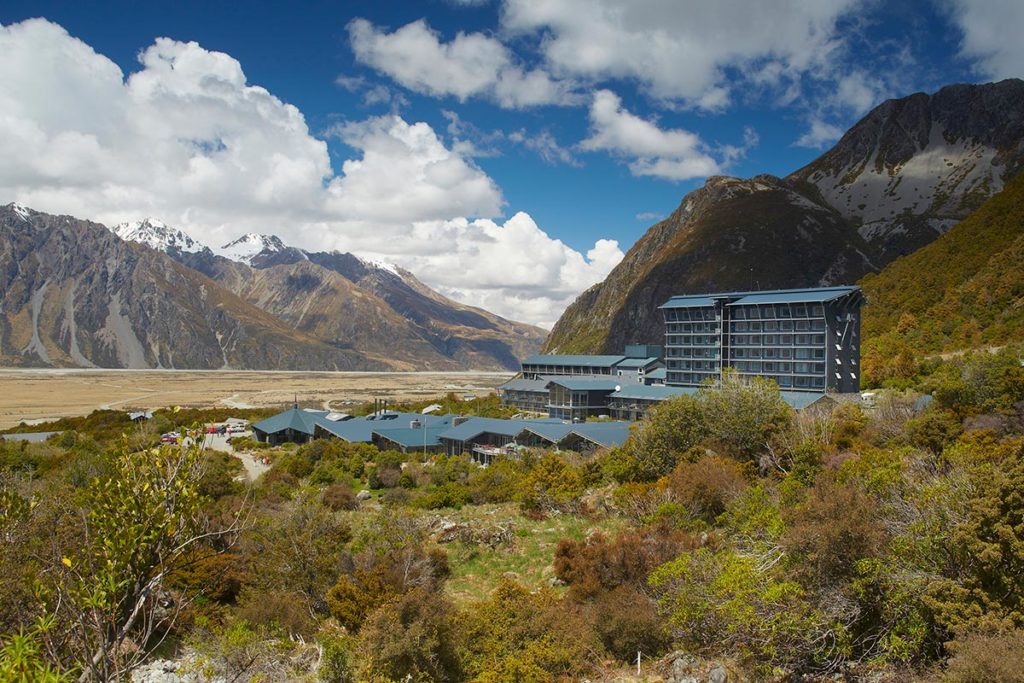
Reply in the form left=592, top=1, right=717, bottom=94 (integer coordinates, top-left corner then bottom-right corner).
left=8, top=202, right=32, bottom=221
left=112, top=218, right=208, bottom=254
left=357, top=255, right=401, bottom=277
left=216, top=233, right=289, bottom=265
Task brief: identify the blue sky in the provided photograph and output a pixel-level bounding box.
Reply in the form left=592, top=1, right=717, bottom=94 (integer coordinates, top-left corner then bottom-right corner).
left=0, top=0, right=1020, bottom=325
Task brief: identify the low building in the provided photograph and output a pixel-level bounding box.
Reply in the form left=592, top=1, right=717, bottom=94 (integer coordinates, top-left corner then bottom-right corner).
left=545, top=377, right=622, bottom=422
left=497, top=377, right=551, bottom=414
left=643, top=367, right=667, bottom=385
left=608, top=385, right=696, bottom=421
left=371, top=425, right=448, bottom=455
left=252, top=407, right=329, bottom=445
left=520, top=354, right=628, bottom=378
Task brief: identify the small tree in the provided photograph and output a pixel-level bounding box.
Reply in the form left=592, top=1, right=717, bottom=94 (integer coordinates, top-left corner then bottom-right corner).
left=43, top=438, right=244, bottom=682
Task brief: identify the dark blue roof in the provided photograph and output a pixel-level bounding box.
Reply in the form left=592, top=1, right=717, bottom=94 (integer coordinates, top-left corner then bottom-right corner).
left=515, top=422, right=575, bottom=443
left=499, top=377, right=550, bottom=392
left=566, top=422, right=633, bottom=448
left=315, top=412, right=450, bottom=442
left=658, top=295, right=717, bottom=309
left=727, top=287, right=859, bottom=306
left=614, top=357, right=661, bottom=369
left=545, top=377, right=622, bottom=391
left=611, top=385, right=697, bottom=401
left=522, top=354, right=626, bottom=367
left=373, top=425, right=448, bottom=448
left=661, top=286, right=861, bottom=309
left=252, top=407, right=329, bottom=436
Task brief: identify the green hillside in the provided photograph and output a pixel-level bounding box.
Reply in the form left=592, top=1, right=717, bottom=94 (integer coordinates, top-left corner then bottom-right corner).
left=860, top=172, right=1024, bottom=384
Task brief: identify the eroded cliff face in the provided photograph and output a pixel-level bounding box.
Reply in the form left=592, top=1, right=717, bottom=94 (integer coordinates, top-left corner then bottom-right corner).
left=545, top=79, right=1024, bottom=354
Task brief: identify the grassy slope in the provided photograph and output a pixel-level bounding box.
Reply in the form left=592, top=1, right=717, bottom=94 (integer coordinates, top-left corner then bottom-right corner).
left=860, top=172, right=1024, bottom=354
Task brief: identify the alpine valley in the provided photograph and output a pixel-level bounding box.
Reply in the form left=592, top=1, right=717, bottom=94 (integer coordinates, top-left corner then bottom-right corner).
left=0, top=209, right=545, bottom=371
left=545, top=79, right=1024, bottom=354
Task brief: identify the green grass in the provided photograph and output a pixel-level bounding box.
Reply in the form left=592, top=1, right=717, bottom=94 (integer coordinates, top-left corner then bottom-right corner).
left=439, top=503, right=626, bottom=605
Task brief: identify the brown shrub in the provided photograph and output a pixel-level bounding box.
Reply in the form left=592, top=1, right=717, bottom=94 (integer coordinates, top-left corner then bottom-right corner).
left=782, top=475, right=887, bottom=587
left=667, top=454, right=748, bottom=524
left=322, top=481, right=358, bottom=511
left=554, top=527, right=696, bottom=601
left=234, top=588, right=317, bottom=638
left=591, top=585, right=671, bottom=661
left=944, top=629, right=1024, bottom=683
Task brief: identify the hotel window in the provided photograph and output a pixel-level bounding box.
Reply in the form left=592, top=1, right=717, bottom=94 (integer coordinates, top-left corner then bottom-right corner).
left=811, top=305, right=824, bottom=316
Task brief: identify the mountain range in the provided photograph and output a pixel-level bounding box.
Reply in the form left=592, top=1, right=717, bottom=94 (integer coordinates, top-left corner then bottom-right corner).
left=544, top=79, right=1024, bottom=354
left=0, top=209, right=545, bottom=371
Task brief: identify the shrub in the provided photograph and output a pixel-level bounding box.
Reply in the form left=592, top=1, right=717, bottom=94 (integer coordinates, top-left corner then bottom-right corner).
left=355, top=588, right=461, bottom=682
left=554, top=527, right=695, bottom=601
left=322, top=482, right=358, bottom=511
left=943, top=629, right=1024, bottom=683
left=782, top=475, right=888, bottom=587
left=667, top=454, right=748, bottom=524
left=235, top=588, right=317, bottom=638
left=458, top=580, right=602, bottom=682
left=591, top=585, right=671, bottom=661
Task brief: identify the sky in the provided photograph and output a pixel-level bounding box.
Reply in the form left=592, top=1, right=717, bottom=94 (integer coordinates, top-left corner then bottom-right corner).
left=0, top=0, right=1021, bottom=327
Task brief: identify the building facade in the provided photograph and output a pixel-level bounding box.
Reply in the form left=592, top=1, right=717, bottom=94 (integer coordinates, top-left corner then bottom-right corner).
left=660, top=286, right=863, bottom=393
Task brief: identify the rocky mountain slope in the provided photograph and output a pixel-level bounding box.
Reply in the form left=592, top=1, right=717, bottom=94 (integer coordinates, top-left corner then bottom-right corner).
left=1, top=205, right=544, bottom=370
left=545, top=79, right=1024, bottom=354
left=178, top=235, right=543, bottom=371
left=859, top=171, right=1024, bottom=381
left=0, top=205, right=380, bottom=370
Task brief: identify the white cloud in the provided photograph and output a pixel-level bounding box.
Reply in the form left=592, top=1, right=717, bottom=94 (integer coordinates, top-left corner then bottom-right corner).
left=794, top=118, right=845, bottom=149
left=580, top=90, right=721, bottom=181
left=946, top=0, right=1024, bottom=80
left=635, top=211, right=663, bottom=222
left=347, top=18, right=576, bottom=108
left=0, top=18, right=619, bottom=326
left=500, top=0, right=860, bottom=108
left=508, top=129, right=579, bottom=166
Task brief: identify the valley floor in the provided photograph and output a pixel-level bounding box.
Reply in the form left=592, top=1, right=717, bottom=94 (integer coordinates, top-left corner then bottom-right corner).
left=0, top=368, right=512, bottom=429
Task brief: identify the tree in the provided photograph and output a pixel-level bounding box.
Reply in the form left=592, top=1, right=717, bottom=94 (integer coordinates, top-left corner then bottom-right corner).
left=42, top=438, right=243, bottom=682
left=699, top=373, right=793, bottom=463
left=605, top=394, right=706, bottom=482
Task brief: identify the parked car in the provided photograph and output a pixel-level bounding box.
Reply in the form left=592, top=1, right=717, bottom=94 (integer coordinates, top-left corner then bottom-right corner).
left=159, top=432, right=179, bottom=444
left=226, top=425, right=247, bottom=435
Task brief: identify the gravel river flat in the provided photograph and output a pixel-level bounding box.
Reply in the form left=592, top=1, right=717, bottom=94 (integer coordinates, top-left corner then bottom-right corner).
left=0, top=368, right=513, bottom=429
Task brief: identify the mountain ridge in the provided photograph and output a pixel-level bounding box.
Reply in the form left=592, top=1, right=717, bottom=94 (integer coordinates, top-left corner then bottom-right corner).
left=544, top=79, right=1024, bottom=354
left=1, top=205, right=544, bottom=371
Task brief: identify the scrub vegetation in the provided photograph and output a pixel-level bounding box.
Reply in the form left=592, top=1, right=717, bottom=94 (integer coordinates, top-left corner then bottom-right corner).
left=3, top=353, right=1024, bottom=681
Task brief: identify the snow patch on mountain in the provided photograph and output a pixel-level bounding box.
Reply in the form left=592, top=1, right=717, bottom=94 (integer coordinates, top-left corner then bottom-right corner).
left=113, top=218, right=207, bottom=254
left=9, top=203, right=31, bottom=221
left=216, top=233, right=290, bottom=265
left=358, top=256, right=400, bottom=277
